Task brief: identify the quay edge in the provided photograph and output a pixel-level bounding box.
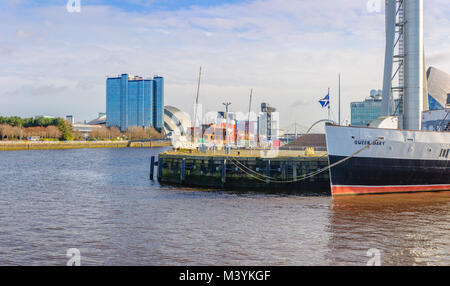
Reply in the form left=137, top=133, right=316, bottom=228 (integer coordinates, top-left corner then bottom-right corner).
left=157, top=151, right=331, bottom=194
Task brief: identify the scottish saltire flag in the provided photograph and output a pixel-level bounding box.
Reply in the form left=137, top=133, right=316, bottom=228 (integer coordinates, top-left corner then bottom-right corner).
left=319, top=93, right=330, bottom=108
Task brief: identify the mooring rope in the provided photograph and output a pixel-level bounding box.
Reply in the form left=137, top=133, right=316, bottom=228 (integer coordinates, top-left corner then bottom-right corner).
left=226, top=137, right=383, bottom=184
left=225, top=129, right=329, bottom=181
left=228, top=149, right=330, bottom=181
left=228, top=157, right=327, bottom=184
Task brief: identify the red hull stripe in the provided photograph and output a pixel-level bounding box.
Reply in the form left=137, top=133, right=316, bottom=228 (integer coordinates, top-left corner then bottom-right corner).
left=332, top=185, right=450, bottom=196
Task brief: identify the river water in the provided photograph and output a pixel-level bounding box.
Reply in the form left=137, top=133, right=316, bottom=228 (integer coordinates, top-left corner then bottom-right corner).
left=0, top=147, right=449, bottom=265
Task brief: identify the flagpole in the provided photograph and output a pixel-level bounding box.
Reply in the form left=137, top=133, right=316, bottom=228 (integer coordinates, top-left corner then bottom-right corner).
left=338, top=74, right=341, bottom=126
left=328, top=87, right=330, bottom=121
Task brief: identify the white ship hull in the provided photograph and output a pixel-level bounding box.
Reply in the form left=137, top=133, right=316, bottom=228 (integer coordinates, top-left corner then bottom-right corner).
left=325, top=124, right=450, bottom=196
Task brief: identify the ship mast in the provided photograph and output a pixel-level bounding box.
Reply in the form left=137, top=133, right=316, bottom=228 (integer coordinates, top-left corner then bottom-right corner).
left=192, top=66, right=202, bottom=143
left=247, top=88, right=253, bottom=143
left=382, top=0, right=425, bottom=130
left=403, top=0, right=424, bottom=130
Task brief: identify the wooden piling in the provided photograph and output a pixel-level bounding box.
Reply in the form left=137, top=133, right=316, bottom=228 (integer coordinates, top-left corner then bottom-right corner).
left=265, top=160, right=270, bottom=184
left=150, top=156, right=155, bottom=180
left=157, top=157, right=163, bottom=181
left=293, top=164, right=298, bottom=180
left=281, top=162, right=286, bottom=180
left=221, top=159, right=227, bottom=185
left=180, top=158, right=186, bottom=183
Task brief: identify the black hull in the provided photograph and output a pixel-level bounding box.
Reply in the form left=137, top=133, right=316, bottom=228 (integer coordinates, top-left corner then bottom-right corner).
left=329, top=156, right=450, bottom=186
left=329, top=156, right=450, bottom=195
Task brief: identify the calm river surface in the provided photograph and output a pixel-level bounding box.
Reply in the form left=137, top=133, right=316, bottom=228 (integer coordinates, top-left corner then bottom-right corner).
left=0, top=147, right=449, bottom=265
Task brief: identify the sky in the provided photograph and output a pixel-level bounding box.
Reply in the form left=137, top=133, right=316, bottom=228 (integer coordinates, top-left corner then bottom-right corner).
left=1, top=0, right=450, bottom=132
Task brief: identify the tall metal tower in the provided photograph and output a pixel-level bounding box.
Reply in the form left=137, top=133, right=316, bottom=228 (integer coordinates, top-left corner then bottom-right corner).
left=382, top=0, right=425, bottom=130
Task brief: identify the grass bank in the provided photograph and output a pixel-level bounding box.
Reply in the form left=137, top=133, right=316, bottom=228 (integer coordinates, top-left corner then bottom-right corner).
left=0, top=140, right=171, bottom=151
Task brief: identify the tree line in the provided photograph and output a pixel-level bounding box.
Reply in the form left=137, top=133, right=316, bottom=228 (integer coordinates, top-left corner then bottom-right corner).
left=0, top=116, right=165, bottom=141
left=88, top=126, right=164, bottom=140
left=0, top=116, right=63, bottom=128
left=0, top=116, right=77, bottom=141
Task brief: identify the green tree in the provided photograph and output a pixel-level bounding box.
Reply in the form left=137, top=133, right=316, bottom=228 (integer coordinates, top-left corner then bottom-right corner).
left=7, top=116, right=23, bottom=127
left=55, top=118, right=74, bottom=141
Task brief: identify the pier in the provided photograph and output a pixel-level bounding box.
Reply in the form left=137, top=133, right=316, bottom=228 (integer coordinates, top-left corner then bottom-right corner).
left=156, top=149, right=331, bottom=194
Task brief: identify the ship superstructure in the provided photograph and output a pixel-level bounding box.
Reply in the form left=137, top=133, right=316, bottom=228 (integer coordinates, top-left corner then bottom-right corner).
left=325, top=0, right=450, bottom=196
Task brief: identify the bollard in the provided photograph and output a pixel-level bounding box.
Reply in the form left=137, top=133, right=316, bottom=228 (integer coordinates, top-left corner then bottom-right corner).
left=150, top=156, right=155, bottom=180
left=265, top=160, right=270, bottom=185
left=293, top=164, right=298, bottom=181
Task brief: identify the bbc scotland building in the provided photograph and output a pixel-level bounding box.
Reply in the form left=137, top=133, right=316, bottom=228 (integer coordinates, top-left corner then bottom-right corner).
left=351, top=89, right=399, bottom=127
left=351, top=90, right=386, bottom=127
left=106, top=74, right=164, bottom=131
left=351, top=67, right=450, bottom=127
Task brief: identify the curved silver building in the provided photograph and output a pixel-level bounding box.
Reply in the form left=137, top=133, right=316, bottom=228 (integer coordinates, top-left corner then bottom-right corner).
left=427, top=67, right=450, bottom=109
left=163, top=106, right=192, bottom=136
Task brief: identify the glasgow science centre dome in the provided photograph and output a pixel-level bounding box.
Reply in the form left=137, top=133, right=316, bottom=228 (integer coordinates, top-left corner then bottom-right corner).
left=427, top=66, right=450, bottom=110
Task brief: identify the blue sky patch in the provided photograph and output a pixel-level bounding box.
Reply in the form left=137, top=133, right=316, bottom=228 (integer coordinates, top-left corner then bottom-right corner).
left=7, top=0, right=249, bottom=12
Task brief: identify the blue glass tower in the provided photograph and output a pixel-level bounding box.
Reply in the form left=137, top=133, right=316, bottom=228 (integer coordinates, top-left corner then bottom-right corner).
left=120, top=74, right=128, bottom=131
left=106, top=76, right=121, bottom=128
left=106, top=74, right=156, bottom=131
left=153, top=76, right=164, bottom=131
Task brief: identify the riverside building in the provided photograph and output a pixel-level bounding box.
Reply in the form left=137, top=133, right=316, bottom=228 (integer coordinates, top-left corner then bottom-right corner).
left=351, top=90, right=399, bottom=127
left=106, top=74, right=164, bottom=131
left=351, top=67, right=450, bottom=127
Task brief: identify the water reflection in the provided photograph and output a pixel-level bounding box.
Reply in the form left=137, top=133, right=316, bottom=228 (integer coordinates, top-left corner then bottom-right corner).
left=328, top=192, right=450, bottom=265
left=0, top=148, right=449, bottom=265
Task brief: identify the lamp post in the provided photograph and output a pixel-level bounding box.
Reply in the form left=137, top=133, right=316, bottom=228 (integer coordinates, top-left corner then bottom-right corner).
left=222, top=102, right=231, bottom=153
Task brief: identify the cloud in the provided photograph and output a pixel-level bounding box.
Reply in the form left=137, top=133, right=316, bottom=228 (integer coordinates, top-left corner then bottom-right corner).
left=16, top=29, right=32, bottom=39
left=3, top=84, right=68, bottom=97
left=427, top=51, right=450, bottom=66
left=3, top=0, right=23, bottom=6
left=290, top=99, right=313, bottom=108
left=0, top=0, right=449, bottom=128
